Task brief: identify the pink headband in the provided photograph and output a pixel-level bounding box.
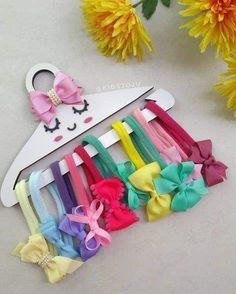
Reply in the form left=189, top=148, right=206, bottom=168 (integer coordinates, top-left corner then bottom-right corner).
left=146, top=101, right=227, bottom=187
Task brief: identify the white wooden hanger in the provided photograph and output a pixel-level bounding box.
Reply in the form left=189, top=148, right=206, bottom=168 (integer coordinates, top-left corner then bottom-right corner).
left=0, top=63, right=175, bottom=207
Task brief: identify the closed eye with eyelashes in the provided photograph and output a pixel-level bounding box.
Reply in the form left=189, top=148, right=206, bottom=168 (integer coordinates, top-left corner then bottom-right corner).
left=72, top=99, right=89, bottom=115
left=44, top=118, right=61, bottom=133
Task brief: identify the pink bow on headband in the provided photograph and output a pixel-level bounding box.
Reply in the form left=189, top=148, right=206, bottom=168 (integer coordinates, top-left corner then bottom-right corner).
left=29, top=72, right=83, bottom=124
left=67, top=200, right=112, bottom=250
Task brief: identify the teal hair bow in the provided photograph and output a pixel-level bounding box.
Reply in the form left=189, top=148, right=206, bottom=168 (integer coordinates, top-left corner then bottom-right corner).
left=116, top=161, right=149, bottom=210
left=154, top=162, right=208, bottom=212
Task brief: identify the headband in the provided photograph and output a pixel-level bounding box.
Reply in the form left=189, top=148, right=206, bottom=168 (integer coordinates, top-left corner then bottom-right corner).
left=146, top=101, right=227, bottom=186
left=28, top=171, right=78, bottom=258
left=13, top=180, right=83, bottom=284
left=133, top=109, right=184, bottom=163
left=50, top=161, right=77, bottom=213
left=124, top=116, right=208, bottom=212
left=75, top=145, right=138, bottom=231
left=112, top=120, right=172, bottom=221
left=82, top=135, right=149, bottom=210
left=64, top=154, right=111, bottom=258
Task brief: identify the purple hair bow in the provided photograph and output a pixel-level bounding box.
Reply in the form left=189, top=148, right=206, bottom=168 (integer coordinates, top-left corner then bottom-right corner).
left=188, top=140, right=227, bottom=187
left=30, top=72, right=83, bottom=124
left=59, top=207, right=100, bottom=261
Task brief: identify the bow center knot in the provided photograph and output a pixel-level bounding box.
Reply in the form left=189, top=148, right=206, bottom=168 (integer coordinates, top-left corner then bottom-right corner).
left=178, top=183, right=187, bottom=193
left=110, top=200, right=121, bottom=210
left=47, top=89, right=62, bottom=106
left=38, top=252, right=53, bottom=269
left=204, top=155, right=216, bottom=166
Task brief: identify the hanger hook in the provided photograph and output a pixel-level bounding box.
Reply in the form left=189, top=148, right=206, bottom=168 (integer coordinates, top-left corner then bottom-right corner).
left=25, top=63, right=60, bottom=92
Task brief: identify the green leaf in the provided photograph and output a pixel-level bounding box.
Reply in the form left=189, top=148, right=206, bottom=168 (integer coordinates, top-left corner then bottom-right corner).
left=161, top=0, right=171, bottom=7
left=142, top=0, right=158, bottom=20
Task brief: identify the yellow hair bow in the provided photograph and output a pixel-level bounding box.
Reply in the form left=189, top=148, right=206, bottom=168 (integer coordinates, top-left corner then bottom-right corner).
left=129, top=162, right=172, bottom=221
left=12, top=234, right=83, bottom=284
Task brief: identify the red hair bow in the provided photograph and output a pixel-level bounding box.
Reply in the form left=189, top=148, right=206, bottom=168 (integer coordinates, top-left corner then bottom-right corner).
left=188, top=140, right=227, bottom=187
left=90, top=178, right=139, bottom=231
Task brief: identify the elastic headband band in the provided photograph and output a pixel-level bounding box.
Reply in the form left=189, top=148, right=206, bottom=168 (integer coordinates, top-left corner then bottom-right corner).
left=28, top=171, right=78, bottom=258
left=146, top=101, right=195, bottom=155
left=15, top=180, right=57, bottom=256
left=134, top=109, right=188, bottom=160
left=15, top=180, right=40, bottom=235
left=82, top=135, right=118, bottom=176
left=123, top=116, right=167, bottom=169
left=74, top=145, right=103, bottom=185
left=112, top=121, right=146, bottom=169
left=50, top=161, right=76, bottom=213
left=64, top=154, right=90, bottom=207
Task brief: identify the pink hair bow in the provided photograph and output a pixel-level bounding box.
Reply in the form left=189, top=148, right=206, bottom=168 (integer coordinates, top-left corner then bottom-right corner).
left=29, top=72, right=83, bottom=124
left=188, top=140, right=227, bottom=187
left=67, top=199, right=112, bottom=250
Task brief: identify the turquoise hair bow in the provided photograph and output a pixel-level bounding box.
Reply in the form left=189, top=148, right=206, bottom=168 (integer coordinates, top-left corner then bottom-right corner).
left=154, top=162, right=208, bottom=212
left=116, top=161, right=150, bottom=210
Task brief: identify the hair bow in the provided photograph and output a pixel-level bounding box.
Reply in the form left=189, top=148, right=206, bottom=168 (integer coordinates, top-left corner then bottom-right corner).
left=160, top=146, right=203, bottom=182
left=40, top=216, right=78, bottom=258
left=90, top=178, right=139, bottom=231
left=188, top=140, right=227, bottom=187
left=29, top=72, right=83, bottom=124
left=128, top=162, right=172, bottom=221
left=116, top=161, right=150, bottom=210
left=59, top=208, right=100, bottom=261
left=155, top=162, right=208, bottom=212
left=12, top=234, right=83, bottom=284
left=67, top=200, right=112, bottom=249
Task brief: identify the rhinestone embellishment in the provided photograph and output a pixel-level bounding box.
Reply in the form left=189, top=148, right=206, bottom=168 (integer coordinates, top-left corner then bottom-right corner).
left=38, top=252, right=53, bottom=268
left=47, top=89, right=62, bottom=106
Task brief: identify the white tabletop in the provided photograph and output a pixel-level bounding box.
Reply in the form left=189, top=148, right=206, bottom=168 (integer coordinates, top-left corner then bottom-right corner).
left=0, top=1, right=235, bottom=293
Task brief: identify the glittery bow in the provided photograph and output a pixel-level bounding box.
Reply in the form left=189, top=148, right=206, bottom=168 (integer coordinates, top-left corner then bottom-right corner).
left=60, top=207, right=100, bottom=261
left=90, top=178, right=139, bottom=231
left=116, top=161, right=149, bottom=210
left=30, top=72, right=83, bottom=124
left=155, top=162, right=208, bottom=212
left=128, top=162, right=172, bottom=221
left=67, top=200, right=112, bottom=248
left=188, top=140, right=227, bottom=187
left=12, top=234, right=83, bottom=284
left=40, top=216, right=78, bottom=258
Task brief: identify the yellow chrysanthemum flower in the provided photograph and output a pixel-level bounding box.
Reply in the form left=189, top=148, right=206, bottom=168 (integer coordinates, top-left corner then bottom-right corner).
left=81, top=0, right=153, bottom=61
left=179, top=0, right=236, bottom=58
left=215, top=53, right=236, bottom=116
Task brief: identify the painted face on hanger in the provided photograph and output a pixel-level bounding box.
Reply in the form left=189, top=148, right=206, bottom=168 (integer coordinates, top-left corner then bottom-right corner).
left=43, top=99, right=93, bottom=143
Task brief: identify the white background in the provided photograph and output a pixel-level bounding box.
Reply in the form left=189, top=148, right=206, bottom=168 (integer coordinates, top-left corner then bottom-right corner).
left=0, top=1, right=235, bottom=293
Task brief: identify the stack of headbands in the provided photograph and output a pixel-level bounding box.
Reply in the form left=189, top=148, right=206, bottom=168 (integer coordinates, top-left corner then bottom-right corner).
left=13, top=101, right=227, bottom=283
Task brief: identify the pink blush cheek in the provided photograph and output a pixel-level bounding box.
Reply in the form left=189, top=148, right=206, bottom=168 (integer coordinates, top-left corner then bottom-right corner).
left=84, top=116, right=93, bottom=124
left=54, top=135, right=63, bottom=142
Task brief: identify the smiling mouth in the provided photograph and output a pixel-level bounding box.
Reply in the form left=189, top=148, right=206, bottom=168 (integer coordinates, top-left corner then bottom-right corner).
left=67, top=123, right=77, bottom=131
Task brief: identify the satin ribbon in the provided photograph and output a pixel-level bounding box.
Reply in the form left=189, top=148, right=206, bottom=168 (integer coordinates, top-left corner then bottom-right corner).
left=155, top=162, right=208, bottom=212
left=188, top=140, right=227, bottom=187
left=12, top=234, right=83, bottom=284
left=116, top=162, right=150, bottom=210
left=30, top=72, right=83, bottom=124
left=129, top=162, right=172, bottom=221
left=67, top=200, right=112, bottom=250
left=59, top=207, right=100, bottom=261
